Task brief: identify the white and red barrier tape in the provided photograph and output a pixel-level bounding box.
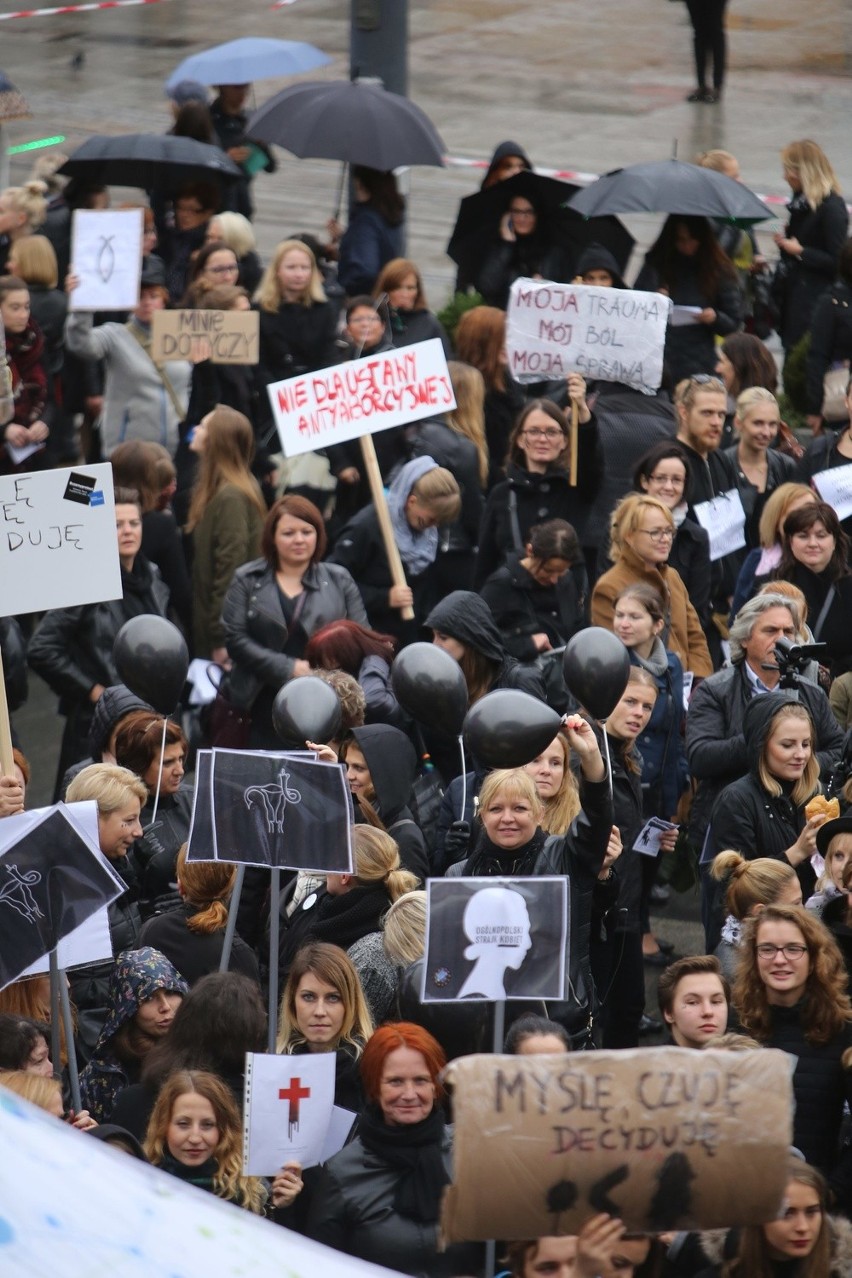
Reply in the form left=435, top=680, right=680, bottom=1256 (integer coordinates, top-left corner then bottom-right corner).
left=0, top=0, right=173, bottom=19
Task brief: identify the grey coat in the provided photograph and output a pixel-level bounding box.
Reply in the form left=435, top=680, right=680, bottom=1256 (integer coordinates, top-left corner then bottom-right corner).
left=221, top=557, right=368, bottom=709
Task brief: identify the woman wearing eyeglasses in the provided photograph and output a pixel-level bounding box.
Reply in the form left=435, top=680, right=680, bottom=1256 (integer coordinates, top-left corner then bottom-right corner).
left=474, top=394, right=601, bottom=589
left=474, top=190, right=567, bottom=311
left=591, top=492, right=712, bottom=677
left=735, top=903, right=852, bottom=1207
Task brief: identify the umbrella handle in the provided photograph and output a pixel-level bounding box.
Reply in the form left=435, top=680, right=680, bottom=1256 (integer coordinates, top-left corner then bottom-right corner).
left=333, top=161, right=348, bottom=223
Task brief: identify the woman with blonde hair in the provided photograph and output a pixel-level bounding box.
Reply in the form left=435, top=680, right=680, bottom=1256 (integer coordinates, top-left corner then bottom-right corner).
left=730, top=481, right=817, bottom=618
left=710, top=849, right=802, bottom=981
left=774, top=140, right=848, bottom=354
left=0, top=179, right=47, bottom=270
left=524, top=734, right=581, bottom=836
left=205, top=210, right=262, bottom=293
left=255, top=237, right=337, bottom=383
left=139, top=844, right=260, bottom=987
left=144, top=1069, right=265, bottom=1211
left=382, top=890, right=427, bottom=968
left=724, top=387, right=796, bottom=546
left=592, top=492, right=712, bottom=676
left=735, top=906, right=852, bottom=1205
left=185, top=405, right=266, bottom=663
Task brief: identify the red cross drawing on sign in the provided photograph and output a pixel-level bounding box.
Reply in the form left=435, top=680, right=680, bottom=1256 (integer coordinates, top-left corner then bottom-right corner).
left=279, top=1077, right=311, bottom=1136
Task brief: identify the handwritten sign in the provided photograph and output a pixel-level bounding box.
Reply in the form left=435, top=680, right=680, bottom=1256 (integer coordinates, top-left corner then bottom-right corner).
left=693, top=488, right=747, bottom=561
left=506, top=279, right=670, bottom=393
left=813, top=462, right=852, bottom=523
left=151, top=309, right=259, bottom=365
left=0, top=464, right=121, bottom=616
left=441, top=1047, right=793, bottom=1240
left=243, top=1051, right=342, bottom=1175
left=267, top=338, right=456, bottom=458
left=422, top=877, right=567, bottom=1002
left=69, top=209, right=143, bottom=312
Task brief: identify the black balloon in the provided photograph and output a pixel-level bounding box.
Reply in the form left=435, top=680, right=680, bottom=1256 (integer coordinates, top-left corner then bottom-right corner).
left=562, top=628, right=630, bottom=720
left=463, top=689, right=562, bottom=769
left=113, top=615, right=189, bottom=715
left=391, top=642, right=468, bottom=736
left=272, top=676, right=342, bottom=747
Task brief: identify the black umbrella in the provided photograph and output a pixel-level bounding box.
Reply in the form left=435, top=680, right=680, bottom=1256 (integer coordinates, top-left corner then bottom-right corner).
left=246, top=79, right=446, bottom=170
left=59, top=134, right=242, bottom=192
left=447, top=169, right=635, bottom=287
left=567, top=158, right=771, bottom=225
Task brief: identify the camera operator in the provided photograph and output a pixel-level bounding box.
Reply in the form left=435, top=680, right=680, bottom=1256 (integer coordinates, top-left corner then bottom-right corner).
left=686, top=592, right=845, bottom=948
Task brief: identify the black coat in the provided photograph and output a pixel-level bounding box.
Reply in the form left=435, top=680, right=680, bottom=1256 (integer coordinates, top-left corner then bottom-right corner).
left=667, top=517, right=713, bottom=629
left=479, top=550, right=587, bottom=661
left=776, top=191, right=849, bottom=350
left=410, top=418, right=485, bottom=556
left=777, top=563, right=852, bottom=677
left=386, top=307, right=452, bottom=358
left=133, top=786, right=194, bottom=919
left=634, top=255, right=743, bottom=382
left=140, top=509, right=192, bottom=639
left=685, top=664, right=844, bottom=850
left=349, top=722, right=429, bottom=884
left=678, top=437, right=744, bottom=607
left=475, top=423, right=604, bottom=587
left=604, top=736, right=645, bottom=931
left=475, top=235, right=568, bottom=310
left=277, top=882, right=396, bottom=980
left=796, top=428, right=852, bottom=541
left=255, top=300, right=339, bottom=422
left=806, top=280, right=852, bottom=415
left=722, top=444, right=796, bottom=549
left=139, top=902, right=260, bottom=986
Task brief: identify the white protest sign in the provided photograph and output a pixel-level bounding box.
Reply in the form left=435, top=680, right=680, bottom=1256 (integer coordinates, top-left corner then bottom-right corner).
left=693, top=488, right=747, bottom=561
left=243, top=1051, right=336, bottom=1175
left=633, top=818, right=678, bottom=858
left=0, top=464, right=121, bottom=615
left=813, top=462, right=852, bottom=523
left=151, top=309, right=259, bottom=365
left=267, top=338, right=456, bottom=458
left=69, top=209, right=144, bottom=312
left=20, top=908, right=112, bottom=978
left=422, top=877, right=568, bottom=1003
left=506, top=278, right=670, bottom=393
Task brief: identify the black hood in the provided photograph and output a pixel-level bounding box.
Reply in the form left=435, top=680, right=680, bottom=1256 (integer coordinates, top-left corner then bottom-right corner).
left=424, top=591, right=505, bottom=663
left=575, top=243, right=625, bottom=289
left=741, top=692, right=808, bottom=777
left=88, top=684, right=153, bottom=756
left=482, top=140, right=532, bottom=187
left=351, top=723, right=417, bottom=819
left=86, top=1123, right=147, bottom=1160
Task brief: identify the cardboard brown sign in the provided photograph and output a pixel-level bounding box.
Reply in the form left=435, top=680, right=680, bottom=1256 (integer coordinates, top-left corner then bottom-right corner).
left=151, top=309, right=259, bottom=364
left=441, top=1047, right=793, bottom=1240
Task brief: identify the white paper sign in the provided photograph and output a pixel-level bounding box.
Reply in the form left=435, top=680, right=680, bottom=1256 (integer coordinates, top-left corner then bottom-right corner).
left=633, top=817, right=678, bottom=858
left=813, top=462, right=852, bottom=523
left=693, top=488, right=747, bottom=561
left=69, top=209, right=144, bottom=312
left=0, top=464, right=121, bottom=615
left=267, top=338, right=456, bottom=458
left=506, top=278, right=670, bottom=393
left=682, top=670, right=694, bottom=711
left=243, top=1051, right=337, bottom=1175
left=669, top=305, right=703, bottom=327
left=20, top=908, right=113, bottom=977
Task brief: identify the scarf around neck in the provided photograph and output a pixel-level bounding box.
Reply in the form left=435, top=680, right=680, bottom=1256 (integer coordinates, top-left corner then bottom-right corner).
left=388, top=456, right=440, bottom=575
left=357, top=1102, right=448, bottom=1223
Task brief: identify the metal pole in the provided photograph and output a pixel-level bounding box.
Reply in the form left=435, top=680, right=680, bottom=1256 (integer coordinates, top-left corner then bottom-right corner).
left=268, top=867, right=281, bottom=1053
left=218, top=864, right=245, bottom=972
left=59, top=974, right=81, bottom=1113
left=484, top=997, right=507, bottom=1277
left=48, top=951, right=63, bottom=1087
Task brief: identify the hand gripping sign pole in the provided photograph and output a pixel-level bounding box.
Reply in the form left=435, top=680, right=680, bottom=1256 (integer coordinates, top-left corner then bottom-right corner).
left=359, top=433, right=415, bottom=622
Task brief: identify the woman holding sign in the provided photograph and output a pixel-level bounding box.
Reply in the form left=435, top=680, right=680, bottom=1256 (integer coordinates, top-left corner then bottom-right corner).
left=797, top=379, right=852, bottom=541
left=774, top=501, right=852, bottom=677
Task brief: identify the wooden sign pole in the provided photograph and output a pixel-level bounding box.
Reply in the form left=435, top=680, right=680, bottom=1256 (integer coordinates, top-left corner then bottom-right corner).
left=569, top=398, right=579, bottom=488
left=359, top=435, right=415, bottom=622
left=0, top=646, right=15, bottom=776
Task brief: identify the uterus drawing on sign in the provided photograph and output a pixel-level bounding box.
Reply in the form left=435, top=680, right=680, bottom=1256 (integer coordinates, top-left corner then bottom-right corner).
left=244, top=768, right=302, bottom=835
left=97, top=236, right=116, bottom=284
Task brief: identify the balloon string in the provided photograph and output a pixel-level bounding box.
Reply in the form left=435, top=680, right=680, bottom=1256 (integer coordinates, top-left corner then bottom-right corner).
left=601, top=725, right=613, bottom=804
left=458, top=735, right=467, bottom=825
left=150, top=717, right=168, bottom=824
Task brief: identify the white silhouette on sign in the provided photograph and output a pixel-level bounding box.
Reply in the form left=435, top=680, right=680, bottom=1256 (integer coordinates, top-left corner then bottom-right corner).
left=245, top=768, right=302, bottom=834
left=458, top=886, right=533, bottom=999
left=0, top=865, right=45, bottom=925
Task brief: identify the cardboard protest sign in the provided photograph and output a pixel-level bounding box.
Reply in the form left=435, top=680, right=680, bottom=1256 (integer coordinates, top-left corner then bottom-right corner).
left=422, top=877, right=568, bottom=1002
left=0, top=805, right=126, bottom=990
left=441, top=1047, right=794, bottom=1241
left=268, top=338, right=455, bottom=458
left=813, top=462, right=852, bottom=523
left=186, top=749, right=354, bottom=872
left=506, top=278, right=669, bottom=394
left=243, top=1051, right=338, bottom=1175
left=151, top=309, right=259, bottom=365
left=0, top=464, right=121, bottom=615
left=0, top=1085, right=405, bottom=1278
left=69, top=208, right=143, bottom=312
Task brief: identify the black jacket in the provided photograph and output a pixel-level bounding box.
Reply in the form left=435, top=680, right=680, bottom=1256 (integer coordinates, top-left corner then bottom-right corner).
left=28, top=558, right=170, bottom=714
left=678, top=438, right=744, bottom=606
left=277, top=881, right=396, bottom=980
left=133, top=786, right=194, bottom=919
left=807, top=280, right=852, bottom=415
left=327, top=506, right=436, bottom=644
left=475, top=424, right=604, bottom=587
left=796, top=428, right=852, bottom=540
left=349, top=722, right=429, bottom=884
left=386, top=307, right=452, bottom=358
left=479, top=550, right=587, bottom=661
left=686, top=663, right=844, bottom=850
left=255, top=301, right=339, bottom=424
left=634, top=255, right=743, bottom=382
left=604, top=735, right=644, bottom=932
left=776, top=190, right=849, bottom=350
left=476, top=235, right=568, bottom=310
left=667, top=517, right=713, bottom=630
left=410, top=418, right=485, bottom=557
left=776, top=563, right=852, bottom=678
left=139, top=901, right=260, bottom=987
left=722, top=444, right=796, bottom=549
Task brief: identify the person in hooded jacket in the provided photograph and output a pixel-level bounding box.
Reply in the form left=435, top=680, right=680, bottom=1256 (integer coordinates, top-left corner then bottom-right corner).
left=453, top=141, right=533, bottom=293
left=28, top=487, right=170, bottom=798
left=475, top=391, right=601, bottom=588
left=58, top=682, right=152, bottom=799
left=79, top=946, right=188, bottom=1124
left=341, top=725, right=429, bottom=883
left=422, top=590, right=546, bottom=786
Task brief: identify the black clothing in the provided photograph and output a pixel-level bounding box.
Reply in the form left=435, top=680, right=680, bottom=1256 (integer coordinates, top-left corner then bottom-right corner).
left=410, top=418, right=485, bottom=563
left=348, top=723, right=429, bottom=883
left=279, top=883, right=398, bottom=979
left=483, top=379, right=526, bottom=489
left=140, top=508, right=193, bottom=638
left=776, top=563, right=852, bottom=677
left=722, top=444, right=796, bottom=549
left=807, top=281, right=852, bottom=416
left=133, top=786, right=194, bottom=919
left=476, top=235, right=567, bottom=310
left=776, top=191, right=849, bottom=351
left=139, top=902, right=260, bottom=987
left=677, top=438, right=742, bottom=608
left=668, top=516, right=713, bottom=632
left=385, top=307, right=452, bottom=358
left=475, top=422, right=604, bottom=588
left=209, top=97, right=275, bottom=221
left=479, top=550, right=587, bottom=661
left=255, top=300, right=339, bottom=430
left=634, top=256, right=742, bottom=383
left=685, top=0, right=728, bottom=91
left=796, top=428, right=852, bottom=541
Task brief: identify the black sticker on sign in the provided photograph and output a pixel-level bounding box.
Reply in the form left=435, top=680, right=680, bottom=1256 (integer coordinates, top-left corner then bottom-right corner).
left=63, top=472, right=97, bottom=505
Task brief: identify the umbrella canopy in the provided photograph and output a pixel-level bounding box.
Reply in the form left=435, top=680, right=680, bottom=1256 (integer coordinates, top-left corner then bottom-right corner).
left=58, top=134, right=242, bottom=193
left=447, top=169, right=635, bottom=284
left=247, top=79, right=446, bottom=170
left=166, top=38, right=330, bottom=90
left=567, top=158, right=771, bottom=225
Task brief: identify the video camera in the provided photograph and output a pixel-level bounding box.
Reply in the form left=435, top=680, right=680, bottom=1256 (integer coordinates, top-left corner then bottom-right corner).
left=761, top=635, right=827, bottom=692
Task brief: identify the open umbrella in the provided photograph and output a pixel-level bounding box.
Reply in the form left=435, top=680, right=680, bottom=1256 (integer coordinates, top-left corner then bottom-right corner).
left=246, top=79, right=446, bottom=170
left=447, top=169, right=634, bottom=286
left=58, top=134, right=242, bottom=193
left=166, top=38, right=330, bottom=90
left=567, top=158, right=771, bottom=225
